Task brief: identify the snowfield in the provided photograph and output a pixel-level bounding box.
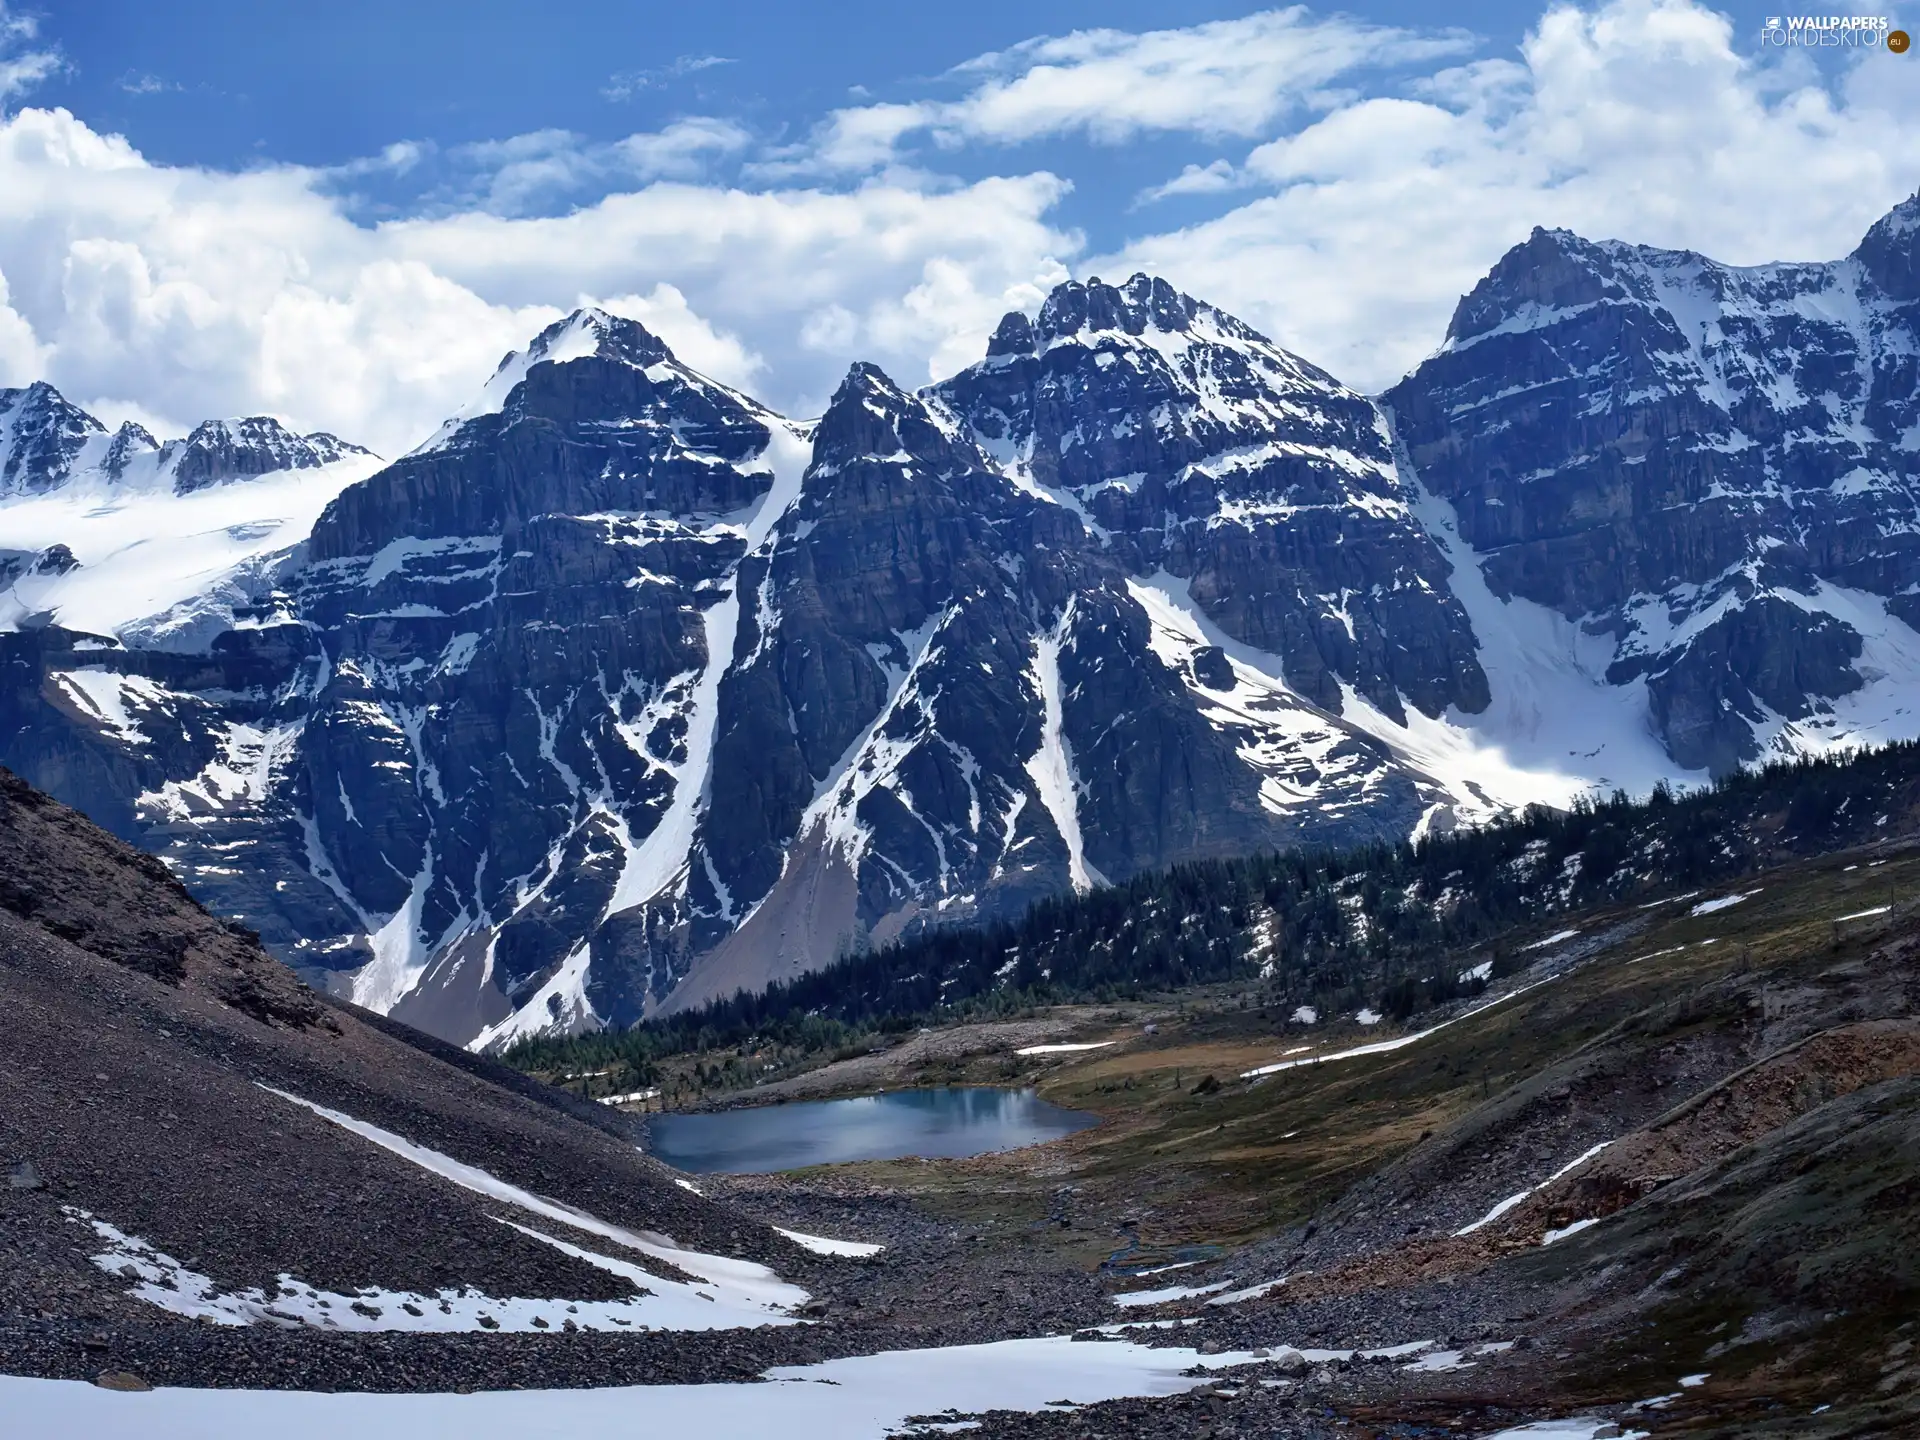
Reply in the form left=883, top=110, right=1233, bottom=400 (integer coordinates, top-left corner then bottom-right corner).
left=0, top=454, right=385, bottom=642
left=0, top=1336, right=1265, bottom=1439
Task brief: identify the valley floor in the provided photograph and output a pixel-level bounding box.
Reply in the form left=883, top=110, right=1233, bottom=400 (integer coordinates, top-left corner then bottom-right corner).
left=9, top=786, right=1920, bottom=1437
left=587, top=835, right=1920, bottom=1436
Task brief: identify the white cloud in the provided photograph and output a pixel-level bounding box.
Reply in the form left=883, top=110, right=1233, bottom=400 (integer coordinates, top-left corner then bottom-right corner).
left=0, top=2, right=60, bottom=104
left=782, top=8, right=1474, bottom=174
left=4, top=0, right=1920, bottom=464
left=0, top=107, right=1075, bottom=453
left=1134, top=159, right=1243, bottom=206
left=448, top=119, right=753, bottom=216
left=0, top=265, right=45, bottom=384
left=947, top=9, right=1470, bottom=144
left=1101, top=0, right=1920, bottom=391
left=602, top=55, right=734, bottom=103
left=116, top=72, right=179, bottom=97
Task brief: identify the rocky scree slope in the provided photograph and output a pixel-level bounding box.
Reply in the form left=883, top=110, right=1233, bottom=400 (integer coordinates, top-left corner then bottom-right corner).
left=14, top=198, right=1920, bottom=1045
left=0, top=765, right=873, bottom=1391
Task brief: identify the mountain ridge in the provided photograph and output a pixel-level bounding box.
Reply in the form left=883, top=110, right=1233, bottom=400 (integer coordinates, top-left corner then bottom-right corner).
left=7, top=195, right=1920, bottom=1044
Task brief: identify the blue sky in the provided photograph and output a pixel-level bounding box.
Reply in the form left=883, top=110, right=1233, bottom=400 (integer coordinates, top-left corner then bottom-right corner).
left=2, top=1, right=1914, bottom=453
left=50, top=0, right=1788, bottom=244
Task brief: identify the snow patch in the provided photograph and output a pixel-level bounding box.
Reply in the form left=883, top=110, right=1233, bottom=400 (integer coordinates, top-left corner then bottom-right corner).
left=1025, top=598, right=1102, bottom=893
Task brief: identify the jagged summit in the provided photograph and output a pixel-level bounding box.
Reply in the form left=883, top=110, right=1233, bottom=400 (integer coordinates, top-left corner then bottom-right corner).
left=0, top=381, right=109, bottom=497
left=935, top=272, right=1488, bottom=725
left=1439, top=227, right=1634, bottom=349
left=984, top=272, right=1276, bottom=359
left=162, top=416, right=374, bottom=495
left=810, top=361, right=974, bottom=476
left=0, top=381, right=377, bottom=501
left=1852, top=188, right=1920, bottom=300
left=411, top=305, right=765, bottom=463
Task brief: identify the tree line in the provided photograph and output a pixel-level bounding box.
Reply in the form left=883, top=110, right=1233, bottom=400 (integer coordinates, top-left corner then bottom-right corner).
left=506, top=740, right=1920, bottom=1076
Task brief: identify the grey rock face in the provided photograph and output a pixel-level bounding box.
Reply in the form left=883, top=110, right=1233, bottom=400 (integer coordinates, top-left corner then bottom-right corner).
left=0, top=382, right=107, bottom=496
left=933, top=273, right=1488, bottom=724
left=1386, top=198, right=1920, bottom=771
left=163, top=417, right=371, bottom=495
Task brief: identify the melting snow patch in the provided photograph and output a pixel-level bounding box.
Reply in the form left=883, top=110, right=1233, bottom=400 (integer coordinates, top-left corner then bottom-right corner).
left=0, top=1334, right=1266, bottom=1440
left=1457, top=1141, right=1613, bottom=1236
left=1835, top=905, right=1891, bottom=921
left=1690, top=891, right=1757, bottom=916
left=1679, top=1372, right=1709, bottom=1388
left=1015, top=1041, right=1115, bottom=1056
left=1242, top=980, right=1549, bottom=1079
left=1400, top=1348, right=1471, bottom=1372
left=1111, top=1280, right=1234, bottom=1308
left=1480, top=1422, right=1646, bottom=1440
left=69, top=1209, right=749, bottom=1334
left=1524, top=928, right=1581, bottom=950
left=1291, top=1006, right=1318, bottom=1024
left=1639, top=891, right=1699, bottom=909
left=1354, top=1008, right=1383, bottom=1026
left=1207, top=1277, right=1286, bottom=1306
left=258, top=1086, right=806, bottom=1320
left=775, top=1228, right=884, bottom=1258
left=1541, top=1218, right=1601, bottom=1246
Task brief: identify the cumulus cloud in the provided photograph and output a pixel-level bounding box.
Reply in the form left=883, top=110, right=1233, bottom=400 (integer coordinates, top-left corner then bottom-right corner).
left=3, top=0, right=1920, bottom=462
left=1103, top=0, right=1920, bottom=390
left=0, top=107, right=1074, bottom=453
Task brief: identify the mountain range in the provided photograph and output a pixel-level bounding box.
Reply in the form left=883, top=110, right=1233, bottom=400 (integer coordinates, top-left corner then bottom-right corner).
left=8, top=196, right=1920, bottom=1046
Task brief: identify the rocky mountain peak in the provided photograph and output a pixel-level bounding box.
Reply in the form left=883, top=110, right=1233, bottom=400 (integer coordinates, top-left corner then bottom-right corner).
left=1443, top=226, right=1630, bottom=348
left=984, top=310, right=1037, bottom=358
left=100, top=421, right=160, bottom=481
left=1852, top=189, right=1920, bottom=302
left=410, top=304, right=761, bottom=470
left=809, top=362, right=969, bottom=477
left=0, top=381, right=108, bottom=497
left=1032, top=273, right=1199, bottom=348
left=525, top=306, right=675, bottom=372
left=162, top=416, right=374, bottom=495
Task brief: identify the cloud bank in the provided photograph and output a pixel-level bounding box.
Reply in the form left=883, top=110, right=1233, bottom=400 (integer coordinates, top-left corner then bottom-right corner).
left=0, top=0, right=1914, bottom=456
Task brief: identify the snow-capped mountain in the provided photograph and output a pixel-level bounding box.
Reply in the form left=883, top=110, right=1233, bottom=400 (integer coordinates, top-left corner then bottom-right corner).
left=1386, top=198, right=1920, bottom=773
left=12, top=195, right=1920, bottom=1046
left=0, top=398, right=382, bottom=646
left=0, top=386, right=371, bottom=500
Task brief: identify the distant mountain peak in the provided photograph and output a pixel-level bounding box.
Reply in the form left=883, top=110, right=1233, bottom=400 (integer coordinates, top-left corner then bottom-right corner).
left=1853, top=188, right=1920, bottom=301
left=162, top=416, right=377, bottom=495
left=415, top=306, right=708, bottom=457
left=0, top=382, right=108, bottom=497
left=525, top=306, right=675, bottom=372
left=810, top=360, right=970, bottom=476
